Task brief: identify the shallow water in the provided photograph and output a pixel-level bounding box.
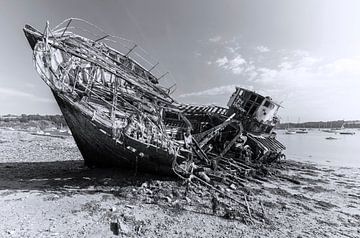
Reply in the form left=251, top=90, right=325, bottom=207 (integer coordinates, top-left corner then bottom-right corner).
left=277, top=129, right=360, bottom=168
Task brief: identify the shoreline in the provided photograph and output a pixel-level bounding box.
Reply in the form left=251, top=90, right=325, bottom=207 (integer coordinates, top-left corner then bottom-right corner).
left=0, top=129, right=359, bottom=237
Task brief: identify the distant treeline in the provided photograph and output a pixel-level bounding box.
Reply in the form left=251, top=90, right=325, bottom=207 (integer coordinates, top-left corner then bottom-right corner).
left=0, top=114, right=66, bottom=127
left=277, top=120, right=360, bottom=129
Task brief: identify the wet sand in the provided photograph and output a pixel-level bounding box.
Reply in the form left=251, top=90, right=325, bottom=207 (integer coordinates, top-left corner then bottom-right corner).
left=0, top=129, right=359, bottom=237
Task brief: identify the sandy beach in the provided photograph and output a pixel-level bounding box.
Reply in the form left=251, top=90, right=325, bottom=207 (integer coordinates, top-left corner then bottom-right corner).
left=0, top=129, right=359, bottom=237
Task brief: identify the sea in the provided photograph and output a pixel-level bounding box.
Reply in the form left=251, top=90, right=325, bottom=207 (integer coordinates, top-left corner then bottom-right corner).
left=277, top=129, right=360, bottom=168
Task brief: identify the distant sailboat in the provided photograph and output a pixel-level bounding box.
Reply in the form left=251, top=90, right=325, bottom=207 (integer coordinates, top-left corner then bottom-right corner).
left=322, top=121, right=336, bottom=133
left=295, top=128, right=308, bottom=134
left=285, top=119, right=296, bottom=134
left=322, top=129, right=334, bottom=133
left=285, top=130, right=296, bottom=134
left=295, top=117, right=308, bottom=134
left=338, top=122, right=356, bottom=135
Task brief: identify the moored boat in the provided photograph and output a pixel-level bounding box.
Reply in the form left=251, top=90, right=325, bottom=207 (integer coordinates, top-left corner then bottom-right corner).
left=339, top=131, right=355, bottom=135
left=295, top=128, right=308, bottom=134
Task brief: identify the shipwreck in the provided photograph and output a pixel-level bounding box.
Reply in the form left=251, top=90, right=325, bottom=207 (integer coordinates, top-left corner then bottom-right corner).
left=23, top=19, right=285, bottom=179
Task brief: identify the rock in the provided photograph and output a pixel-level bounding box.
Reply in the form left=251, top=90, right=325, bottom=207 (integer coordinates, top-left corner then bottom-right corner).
left=123, top=214, right=135, bottom=222
left=119, top=221, right=130, bottom=234
left=144, top=197, right=153, bottom=203
left=136, top=224, right=143, bottom=235
left=6, top=230, right=15, bottom=235
left=172, top=189, right=181, bottom=198
left=172, top=199, right=180, bottom=206
left=154, top=180, right=162, bottom=187
left=145, top=188, right=153, bottom=195
left=164, top=196, right=172, bottom=203
left=110, top=219, right=130, bottom=236
left=110, top=221, right=120, bottom=236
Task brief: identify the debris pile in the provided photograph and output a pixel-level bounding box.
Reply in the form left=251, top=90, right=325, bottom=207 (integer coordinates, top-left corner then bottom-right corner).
left=170, top=132, right=283, bottom=222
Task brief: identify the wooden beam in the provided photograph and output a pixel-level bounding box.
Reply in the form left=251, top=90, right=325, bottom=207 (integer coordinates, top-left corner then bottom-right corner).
left=61, top=19, right=72, bottom=37
left=220, top=124, right=243, bottom=157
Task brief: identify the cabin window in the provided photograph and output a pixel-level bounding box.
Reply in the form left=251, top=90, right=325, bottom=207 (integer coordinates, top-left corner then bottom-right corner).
left=250, top=95, right=257, bottom=101
left=249, top=106, right=257, bottom=115
left=256, top=97, right=263, bottom=104
left=264, top=101, right=270, bottom=108
left=244, top=102, right=251, bottom=112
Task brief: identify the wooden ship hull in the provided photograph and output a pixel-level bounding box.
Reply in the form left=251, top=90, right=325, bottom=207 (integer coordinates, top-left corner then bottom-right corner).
left=53, top=92, right=174, bottom=173
left=23, top=19, right=285, bottom=175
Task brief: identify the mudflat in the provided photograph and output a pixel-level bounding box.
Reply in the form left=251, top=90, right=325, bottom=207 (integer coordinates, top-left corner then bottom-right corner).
left=0, top=129, right=359, bottom=237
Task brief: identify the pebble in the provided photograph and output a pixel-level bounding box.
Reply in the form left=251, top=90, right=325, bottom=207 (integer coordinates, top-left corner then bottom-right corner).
left=164, top=196, right=172, bottom=203
left=119, top=221, right=130, bottom=234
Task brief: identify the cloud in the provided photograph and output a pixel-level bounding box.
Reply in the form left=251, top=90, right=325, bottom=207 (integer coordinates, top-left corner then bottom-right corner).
left=209, top=35, right=222, bottom=43
left=198, top=35, right=360, bottom=119
left=249, top=49, right=325, bottom=87
left=226, top=46, right=241, bottom=53
left=215, top=56, right=228, bottom=67
left=179, top=84, right=238, bottom=98
left=0, top=87, right=53, bottom=103
left=297, top=56, right=321, bottom=67
left=256, top=45, right=270, bottom=53
left=292, top=49, right=309, bottom=57
left=252, top=52, right=360, bottom=118
left=278, top=61, right=292, bottom=70
left=326, top=57, right=360, bottom=75
left=215, top=54, right=246, bottom=74
left=228, top=55, right=246, bottom=68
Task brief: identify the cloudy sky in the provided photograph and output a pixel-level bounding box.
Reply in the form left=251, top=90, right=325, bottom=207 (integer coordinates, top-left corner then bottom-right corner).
left=1, top=0, right=359, bottom=122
